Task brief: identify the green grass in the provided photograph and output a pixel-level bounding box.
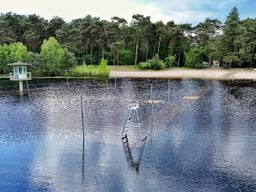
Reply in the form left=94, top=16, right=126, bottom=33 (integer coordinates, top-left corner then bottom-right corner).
left=66, top=60, right=110, bottom=77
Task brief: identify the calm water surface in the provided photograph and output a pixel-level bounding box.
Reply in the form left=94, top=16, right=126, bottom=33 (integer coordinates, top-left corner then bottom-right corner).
left=0, top=79, right=256, bottom=192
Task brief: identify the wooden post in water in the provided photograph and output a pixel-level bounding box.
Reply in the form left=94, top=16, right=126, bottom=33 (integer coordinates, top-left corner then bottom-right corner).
left=66, top=77, right=70, bottom=90
left=19, top=80, right=24, bottom=96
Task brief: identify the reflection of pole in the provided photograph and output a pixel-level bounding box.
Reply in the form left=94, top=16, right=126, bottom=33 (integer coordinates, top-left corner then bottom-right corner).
left=26, top=80, right=31, bottom=98
left=81, top=96, right=85, bottom=143
left=81, top=96, right=85, bottom=180
left=19, top=80, right=23, bottom=96
left=66, top=77, right=70, bottom=90
left=82, top=134, right=85, bottom=180
left=115, top=76, right=117, bottom=89
left=167, top=80, right=170, bottom=104
left=150, top=84, right=154, bottom=140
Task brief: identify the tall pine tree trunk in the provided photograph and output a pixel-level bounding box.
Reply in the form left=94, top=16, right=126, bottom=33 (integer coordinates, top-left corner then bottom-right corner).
left=157, top=36, right=162, bottom=56
left=117, top=48, right=120, bottom=65
left=101, top=43, right=104, bottom=59
left=146, top=42, right=149, bottom=60
left=208, top=56, right=212, bottom=67
left=135, top=42, right=139, bottom=65
left=178, top=48, right=181, bottom=67
left=90, top=44, right=93, bottom=64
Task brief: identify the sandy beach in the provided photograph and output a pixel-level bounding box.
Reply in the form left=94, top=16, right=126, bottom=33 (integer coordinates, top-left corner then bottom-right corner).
left=110, top=68, right=256, bottom=80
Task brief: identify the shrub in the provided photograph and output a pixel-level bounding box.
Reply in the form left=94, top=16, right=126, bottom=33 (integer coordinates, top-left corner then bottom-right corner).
left=223, top=55, right=241, bottom=68
left=138, top=61, right=151, bottom=70
left=165, top=55, right=176, bottom=68
left=139, top=56, right=165, bottom=70
left=98, top=59, right=109, bottom=75
left=184, top=47, right=204, bottom=68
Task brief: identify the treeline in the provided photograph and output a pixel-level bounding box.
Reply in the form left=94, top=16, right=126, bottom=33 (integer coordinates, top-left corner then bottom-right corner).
left=0, top=7, right=256, bottom=74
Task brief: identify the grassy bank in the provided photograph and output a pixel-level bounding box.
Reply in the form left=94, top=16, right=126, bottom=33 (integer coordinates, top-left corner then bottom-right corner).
left=66, top=59, right=110, bottom=77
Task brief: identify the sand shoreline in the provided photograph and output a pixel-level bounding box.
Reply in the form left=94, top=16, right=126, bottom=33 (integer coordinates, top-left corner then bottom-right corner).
left=110, top=68, right=256, bottom=80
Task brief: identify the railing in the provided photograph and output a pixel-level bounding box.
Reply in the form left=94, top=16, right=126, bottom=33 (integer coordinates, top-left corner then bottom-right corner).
left=0, top=74, right=9, bottom=78
left=9, top=72, right=32, bottom=80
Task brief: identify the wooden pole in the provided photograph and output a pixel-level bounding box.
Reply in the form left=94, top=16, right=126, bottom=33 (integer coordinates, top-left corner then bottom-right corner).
left=19, top=81, right=23, bottom=96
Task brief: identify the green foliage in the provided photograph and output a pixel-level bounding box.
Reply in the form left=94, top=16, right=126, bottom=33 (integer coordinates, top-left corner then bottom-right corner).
left=223, top=54, right=241, bottom=68
left=164, top=55, right=176, bottom=68
left=9, top=42, right=29, bottom=62
left=0, top=44, right=10, bottom=74
left=0, top=42, right=29, bottom=74
left=60, top=48, right=77, bottom=70
left=235, top=19, right=256, bottom=67
left=26, top=52, right=39, bottom=65
left=119, top=49, right=134, bottom=65
left=184, top=47, right=204, bottom=68
left=66, top=59, right=109, bottom=77
left=39, top=37, right=75, bottom=75
left=0, top=19, right=16, bottom=44
left=221, top=7, right=240, bottom=57
left=98, top=59, right=109, bottom=74
left=1, top=7, right=256, bottom=71
left=139, top=56, right=165, bottom=70
left=207, top=37, right=223, bottom=61
left=138, top=61, right=151, bottom=70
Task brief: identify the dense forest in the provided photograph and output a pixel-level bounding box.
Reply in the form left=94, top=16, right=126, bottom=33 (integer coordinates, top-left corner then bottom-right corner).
left=0, top=7, right=256, bottom=75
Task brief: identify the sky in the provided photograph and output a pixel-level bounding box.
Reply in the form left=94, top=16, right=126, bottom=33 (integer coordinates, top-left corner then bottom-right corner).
left=0, top=0, right=256, bottom=25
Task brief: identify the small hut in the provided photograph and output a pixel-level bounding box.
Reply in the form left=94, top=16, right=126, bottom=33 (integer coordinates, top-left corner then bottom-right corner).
left=8, top=62, right=32, bottom=95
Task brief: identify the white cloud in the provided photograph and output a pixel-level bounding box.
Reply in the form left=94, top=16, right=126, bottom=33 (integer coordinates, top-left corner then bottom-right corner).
left=0, top=0, right=172, bottom=23
left=0, top=0, right=238, bottom=24
left=145, top=0, right=238, bottom=24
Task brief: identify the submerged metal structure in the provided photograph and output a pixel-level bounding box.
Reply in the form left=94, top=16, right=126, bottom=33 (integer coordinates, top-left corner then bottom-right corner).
left=122, top=103, right=148, bottom=172
left=121, top=82, right=210, bottom=172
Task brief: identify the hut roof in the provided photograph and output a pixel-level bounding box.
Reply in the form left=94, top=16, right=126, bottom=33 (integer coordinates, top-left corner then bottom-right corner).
left=8, top=62, right=32, bottom=67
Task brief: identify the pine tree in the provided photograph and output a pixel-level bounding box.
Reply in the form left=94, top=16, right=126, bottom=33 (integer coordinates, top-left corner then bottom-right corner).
left=221, top=7, right=240, bottom=67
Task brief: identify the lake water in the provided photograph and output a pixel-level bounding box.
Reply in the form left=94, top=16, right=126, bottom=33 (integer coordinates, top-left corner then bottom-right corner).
left=0, top=79, right=256, bottom=192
